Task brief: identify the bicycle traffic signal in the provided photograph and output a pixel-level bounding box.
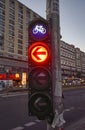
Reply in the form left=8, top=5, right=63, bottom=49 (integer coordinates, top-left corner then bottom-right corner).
left=28, top=19, right=53, bottom=120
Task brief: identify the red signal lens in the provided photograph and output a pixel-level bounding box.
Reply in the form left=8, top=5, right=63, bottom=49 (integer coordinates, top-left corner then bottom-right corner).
left=28, top=42, right=50, bottom=64
left=31, top=45, right=48, bottom=63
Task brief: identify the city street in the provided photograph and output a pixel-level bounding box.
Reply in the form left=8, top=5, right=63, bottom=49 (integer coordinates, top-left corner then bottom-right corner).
left=0, top=88, right=85, bottom=130
left=0, top=92, right=47, bottom=130
left=63, top=88, right=85, bottom=128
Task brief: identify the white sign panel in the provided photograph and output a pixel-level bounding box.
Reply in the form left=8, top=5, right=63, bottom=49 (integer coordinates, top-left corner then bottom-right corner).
left=51, top=0, right=59, bottom=14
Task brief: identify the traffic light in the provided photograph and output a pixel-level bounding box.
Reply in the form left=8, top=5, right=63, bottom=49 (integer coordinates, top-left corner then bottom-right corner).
left=28, top=19, right=53, bottom=120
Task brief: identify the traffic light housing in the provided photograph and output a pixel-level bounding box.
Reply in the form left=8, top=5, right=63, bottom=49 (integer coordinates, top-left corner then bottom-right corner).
left=28, top=19, right=53, bottom=120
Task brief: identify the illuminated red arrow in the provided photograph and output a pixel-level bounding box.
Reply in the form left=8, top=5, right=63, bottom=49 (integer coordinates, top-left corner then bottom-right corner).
left=32, top=47, right=46, bottom=60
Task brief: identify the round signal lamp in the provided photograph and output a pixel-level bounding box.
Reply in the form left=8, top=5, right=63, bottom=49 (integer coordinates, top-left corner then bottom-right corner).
left=28, top=42, right=50, bottom=64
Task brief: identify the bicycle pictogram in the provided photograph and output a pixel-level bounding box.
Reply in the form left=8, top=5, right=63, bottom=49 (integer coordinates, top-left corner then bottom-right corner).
left=33, top=25, right=46, bottom=34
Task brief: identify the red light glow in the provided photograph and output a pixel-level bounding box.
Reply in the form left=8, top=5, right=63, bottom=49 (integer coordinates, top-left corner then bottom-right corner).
left=28, top=42, right=50, bottom=64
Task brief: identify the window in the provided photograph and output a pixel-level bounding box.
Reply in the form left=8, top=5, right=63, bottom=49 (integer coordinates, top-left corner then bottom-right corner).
left=18, top=50, right=23, bottom=55
left=18, top=13, right=23, bottom=19
left=18, top=4, right=23, bottom=20
left=26, top=10, right=30, bottom=24
left=18, top=29, right=23, bottom=34
left=8, top=40, right=14, bottom=53
left=18, top=18, right=23, bottom=24
left=0, top=14, right=5, bottom=21
left=8, top=47, right=14, bottom=53
left=18, top=33, right=23, bottom=39
left=18, top=44, right=23, bottom=49
left=9, top=8, right=15, bottom=15
left=52, top=1, right=59, bottom=12
left=8, top=42, right=14, bottom=48
left=0, top=40, right=4, bottom=46
left=9, top=13, right=15, bottom=19
left=9, top=25, right=14, bottom=31
left=18, top=4, right=23, bottom=13
left=18, top=23, right=23, bottom=29
left=9, top=0, right=15, bottom=10
left=0, top=20, right=5, bottom=26
left=9, top=36, right=14, bottom=42
left=0, top=2, right=5, bottom=9
left=0, top=26, right=4, bottom=33
left=0, top=45, right=4, bottom=50
left=0, top=34, right=4, bottom=49
left=9, top=30, right=14, bottom=36
left=18, top=39, right=23, bottom=44
left=9, top=19, right=15, bottom=25
left=0, top=9, right=5, bottom=15
left=0, top=0, right=5, bottom=3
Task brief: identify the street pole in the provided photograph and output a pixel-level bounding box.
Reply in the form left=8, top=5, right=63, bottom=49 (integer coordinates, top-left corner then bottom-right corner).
left=6, top=69, right=9, bottom=93
left=46, top=0, right=65, bottom=129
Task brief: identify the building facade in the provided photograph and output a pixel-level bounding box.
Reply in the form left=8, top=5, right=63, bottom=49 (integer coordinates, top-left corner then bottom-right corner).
left=60, top=40, right=76, bottom=79
left=80, top=51, right=85, bottom=78
left=60, top=40, right=85, bottom=81
left=0, top=0, right=43, bottom=81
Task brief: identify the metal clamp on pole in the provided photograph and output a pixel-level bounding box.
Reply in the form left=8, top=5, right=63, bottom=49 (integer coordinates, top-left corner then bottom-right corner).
left=51, top=109, right=66, bottom=128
